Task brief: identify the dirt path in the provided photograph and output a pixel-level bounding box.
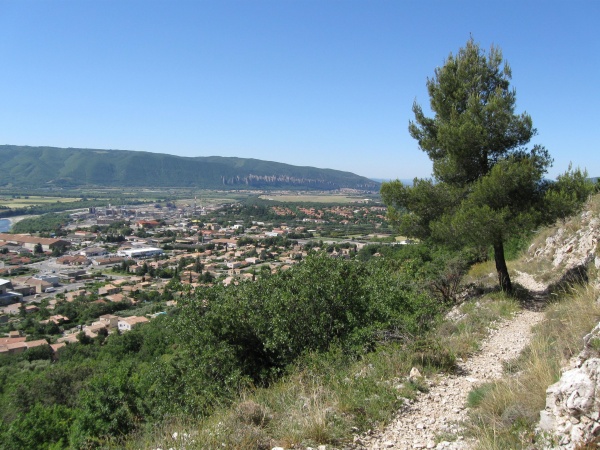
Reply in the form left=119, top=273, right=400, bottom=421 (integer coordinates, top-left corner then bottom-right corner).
left=353, top=308, right=544, bottom=450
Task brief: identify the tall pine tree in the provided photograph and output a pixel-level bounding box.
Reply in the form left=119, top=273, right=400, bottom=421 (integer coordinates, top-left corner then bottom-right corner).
left=382, top=38, right=552, bottom=292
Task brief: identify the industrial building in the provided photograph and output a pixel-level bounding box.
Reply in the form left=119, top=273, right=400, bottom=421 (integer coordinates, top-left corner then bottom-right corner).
left=117, top=247, right=164, bottom=259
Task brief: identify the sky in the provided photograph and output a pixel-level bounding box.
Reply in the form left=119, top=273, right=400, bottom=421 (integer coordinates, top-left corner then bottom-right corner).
left=0, top=0, right=598, bottom=180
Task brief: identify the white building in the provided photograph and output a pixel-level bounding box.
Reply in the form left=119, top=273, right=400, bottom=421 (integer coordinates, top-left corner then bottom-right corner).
left=117, top=316, right=149, bottom=332
left=33, top=274, right=59, bottom=286
left=117, top=247, right=164, bottom=259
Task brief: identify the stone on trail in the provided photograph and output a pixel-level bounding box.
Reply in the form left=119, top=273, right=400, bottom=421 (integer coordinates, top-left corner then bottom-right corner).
left=409, top=367, right=422, bottom=380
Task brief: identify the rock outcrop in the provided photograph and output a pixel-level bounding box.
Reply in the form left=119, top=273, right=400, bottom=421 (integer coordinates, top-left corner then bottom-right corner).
left=525, top=209, right=600, bottom=289
left=538, top=321, right=600, bottom=448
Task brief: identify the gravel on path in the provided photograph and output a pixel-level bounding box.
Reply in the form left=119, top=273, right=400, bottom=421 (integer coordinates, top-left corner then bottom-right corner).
left=353, top=309, right=544, bottom=450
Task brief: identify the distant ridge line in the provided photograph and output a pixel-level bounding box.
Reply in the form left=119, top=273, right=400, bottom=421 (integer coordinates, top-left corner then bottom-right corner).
left=0, top=145, right=380, bottom=191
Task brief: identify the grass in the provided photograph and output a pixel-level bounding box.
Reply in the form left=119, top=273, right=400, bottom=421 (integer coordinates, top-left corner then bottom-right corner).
left=464, top=193, right=600, bottom=292
left=464, top=284, right=600, bottom=449
left=0, top=195, right=81, bottom=208
left=436, top=293, right=520, bottom=360
left=259, top=194, right=363, bottom=203
left=509, top=193, right=600, bottom=288
left=126, top=194, right=600, bottom=449
left=464, top=260, right=497, bottom=287
left=132, top=345, right=421, bottom=449
left=124, top=289, right=520, bottom=450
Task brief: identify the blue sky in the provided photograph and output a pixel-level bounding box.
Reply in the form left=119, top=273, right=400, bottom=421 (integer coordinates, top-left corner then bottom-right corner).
left=0, top=0, right=598, bottom=180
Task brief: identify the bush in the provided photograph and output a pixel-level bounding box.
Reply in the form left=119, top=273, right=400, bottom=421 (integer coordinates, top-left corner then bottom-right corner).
left=1, top=404, right=74, bottom=450
left=166, top=254, right=440, bottom=416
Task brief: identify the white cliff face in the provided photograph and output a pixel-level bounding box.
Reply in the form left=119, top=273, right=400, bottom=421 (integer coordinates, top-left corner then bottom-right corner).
left=529, top=200, right=600, bottom=448
left=528, top=211, right=599, bottom=276
left=538, top=322, right=600, bottom=449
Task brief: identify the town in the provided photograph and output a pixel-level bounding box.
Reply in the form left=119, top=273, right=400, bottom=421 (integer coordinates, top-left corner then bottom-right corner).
left=0, top=195, right=395, bottom=356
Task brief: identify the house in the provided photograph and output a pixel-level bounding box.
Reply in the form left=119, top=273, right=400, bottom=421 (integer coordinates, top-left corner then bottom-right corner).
left=25, top=304, right=39, bottom=314
left=92, top=256, right=125, bottom=266
left=50, top=343, right=66, bottom=356
left=212, top=239, right=237, bottom=249
left=80, top=247, right=108, bottom=257
left=0, top=336, right=26, bottom=345
left=58, top=269, right=87, bottom=281
left=66, top=289, right=87, bottom=302
left=98, top=314, right=119, bottom=328
left=117, top=247, right=163, bottom=259
left=121, top=285, right=136, bottom=294
left=26, top=339, right=50, bottom=350
left=40, top=314, right=69, bottom=325
left=136, top=220, right=160, bottom=229
left=98, top=284, right=121, bottom=296
left=0, top=278, right=13, bottom=295
left=11, top=277, right=52, bottom=294
left=117, top=316, right=149, bottom=332
left=85, top=322, right=108, bottom=337
left=65, top=231, right=97, bottom=244
left=57, top=255, right=90, bottom=266
left=0, top=233, right=70, bottom=252
left=0, top=337, right=49, bottom=355
left=105, top=293, right=127, bottom=303
left=33, top=274, right=59, bottom=286
left=226, top=261, right=242, bottom=269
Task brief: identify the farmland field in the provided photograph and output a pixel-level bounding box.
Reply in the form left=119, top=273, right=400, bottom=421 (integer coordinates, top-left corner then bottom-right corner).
left=0, top=196, right=82, bottom=209
left=259, top=194, right=368, bottom=203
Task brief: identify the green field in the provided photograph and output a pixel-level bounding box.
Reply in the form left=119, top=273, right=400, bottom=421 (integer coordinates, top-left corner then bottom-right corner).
left=259, top=194, right=367, bottom=203
left=0, top=196, right=82, bottom=208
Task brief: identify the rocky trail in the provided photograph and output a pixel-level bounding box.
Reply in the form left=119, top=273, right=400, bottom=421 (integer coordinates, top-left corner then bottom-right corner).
left=346, top=205, right=600, bottom=450
left=353, top=307, right=545, bottom=450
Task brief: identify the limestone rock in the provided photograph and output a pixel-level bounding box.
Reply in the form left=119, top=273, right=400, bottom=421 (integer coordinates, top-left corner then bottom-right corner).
left=538, top=327, right=600, bottom=448
left=409, top=367, right=422, bottom=381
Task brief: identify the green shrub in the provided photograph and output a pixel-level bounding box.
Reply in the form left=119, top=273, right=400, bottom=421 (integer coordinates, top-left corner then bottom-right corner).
left=167, top=254, right=441, bottom=416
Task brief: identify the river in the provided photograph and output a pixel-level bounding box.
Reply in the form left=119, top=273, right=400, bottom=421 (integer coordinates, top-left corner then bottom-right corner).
left=0, top=219, right=11, bottom=233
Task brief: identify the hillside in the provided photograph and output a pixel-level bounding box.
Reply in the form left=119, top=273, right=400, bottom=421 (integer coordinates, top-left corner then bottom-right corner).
left=1, top=192, right=596, bottom=449
left=0, top=145, right=380, bottom=191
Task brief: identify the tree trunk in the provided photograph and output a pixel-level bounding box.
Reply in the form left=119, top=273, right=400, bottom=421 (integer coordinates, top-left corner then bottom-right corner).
left=493, top=241, right=512, bottom=293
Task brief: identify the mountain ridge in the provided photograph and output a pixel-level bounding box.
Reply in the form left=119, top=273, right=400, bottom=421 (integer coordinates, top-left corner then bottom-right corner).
left=0, top=145, right=380, bottom=191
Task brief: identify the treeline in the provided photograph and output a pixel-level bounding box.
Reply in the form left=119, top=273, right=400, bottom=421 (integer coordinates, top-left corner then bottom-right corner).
left=0, top=249, right=445, bottom=449
left=10, top=213, right=72, bottom=235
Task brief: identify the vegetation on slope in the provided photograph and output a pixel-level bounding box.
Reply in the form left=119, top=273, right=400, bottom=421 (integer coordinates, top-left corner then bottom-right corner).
left=0, top=250, right=443, bottom=449
left=0, top=145, right=379, bottom=190
left=463, top=193, right=600, bottom=449
left=465, top=286, right=600, bottom=449
left=1, top=197, right=595, bottom=449
left=1, top=36, right=597, bottom=450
